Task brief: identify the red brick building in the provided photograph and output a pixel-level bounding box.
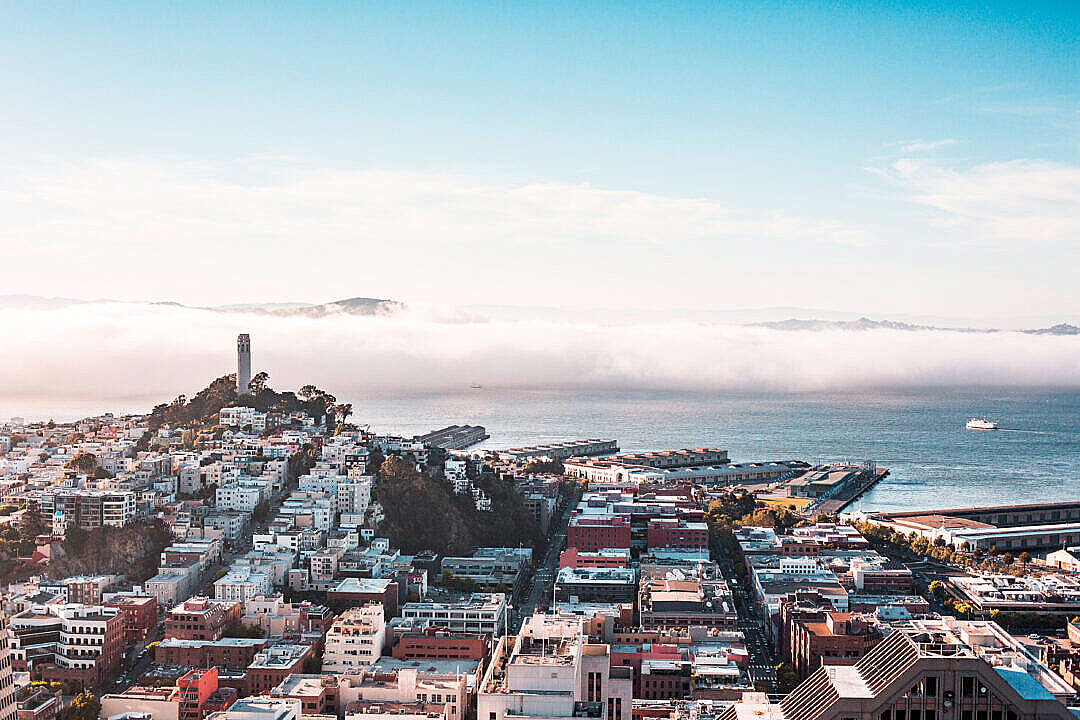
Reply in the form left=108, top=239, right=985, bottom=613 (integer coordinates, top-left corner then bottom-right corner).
left=789, top=612, right=880, bottom=677
left=646, top=518, right=709, bottom=550
left=326, top=578, right=400, bottom=617
left=566, top=516, right=631, bottom=552
left=155, top=637, right=268, bottom=671
left=390, top=627, right=489, bottom=661
left=165, top=597, right=242, bottom=641
left=104, top=596, right=159, bottom=645
left=559, top=547, right=631, bottom=569
left=245, top=644, right=311, bottom=695
left=177, top=667, right=219, bottom=720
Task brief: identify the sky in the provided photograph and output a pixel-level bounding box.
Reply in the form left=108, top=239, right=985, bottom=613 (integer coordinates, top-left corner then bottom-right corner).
left=1, top=1, right=1078, bottom=320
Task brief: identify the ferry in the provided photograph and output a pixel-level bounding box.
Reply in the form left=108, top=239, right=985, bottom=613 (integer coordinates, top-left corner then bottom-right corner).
left=966, top=418, right=998, bottom=431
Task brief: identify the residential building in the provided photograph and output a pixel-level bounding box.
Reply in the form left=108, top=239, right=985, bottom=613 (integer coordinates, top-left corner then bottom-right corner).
left=789, top=612, right=882, bottom=677
left=323, top=605, right=387, bottom=672
left=8, top=603, right=124, bottom=689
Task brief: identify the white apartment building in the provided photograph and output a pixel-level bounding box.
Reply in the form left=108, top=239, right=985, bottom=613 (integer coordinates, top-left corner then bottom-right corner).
left=478, top=612, right=632, bottom=720
left=219, top=407, right=268, bottom=432
left=323, top=604, right=386, bottom=672
left=216, top=484, right=265, bottom=513
left=214, top=567, right=273, bottom=603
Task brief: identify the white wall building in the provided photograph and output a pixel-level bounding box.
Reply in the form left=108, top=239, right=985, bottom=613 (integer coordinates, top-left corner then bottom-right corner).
left=323, top=604, right=386, bottom=672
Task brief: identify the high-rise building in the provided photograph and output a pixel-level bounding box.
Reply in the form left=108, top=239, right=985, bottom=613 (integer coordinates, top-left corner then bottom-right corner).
left=237, top=334, right=251, bottom=395
left=722, top=617, right=1078, bottom=720
left=0, top=616, right=16, bottom=720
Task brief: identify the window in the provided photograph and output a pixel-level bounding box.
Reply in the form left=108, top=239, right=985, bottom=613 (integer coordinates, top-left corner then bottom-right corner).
left=925, top=677, right=938, bottom=697
left=962, top=676, right=975, bottom=698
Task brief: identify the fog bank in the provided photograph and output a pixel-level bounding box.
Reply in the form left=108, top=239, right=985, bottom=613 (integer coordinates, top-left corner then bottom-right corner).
left=1, top=302, right=1078, bottom=419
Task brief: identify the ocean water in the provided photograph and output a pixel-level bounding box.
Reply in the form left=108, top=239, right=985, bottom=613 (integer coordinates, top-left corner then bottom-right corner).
left=351, top=387, right=1080, bottom=513
left=6, top=387, right=1078, bottom=513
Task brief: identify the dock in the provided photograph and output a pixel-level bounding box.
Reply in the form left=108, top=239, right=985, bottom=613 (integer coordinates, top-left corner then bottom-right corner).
left=415, top=424, right=489, bottom=450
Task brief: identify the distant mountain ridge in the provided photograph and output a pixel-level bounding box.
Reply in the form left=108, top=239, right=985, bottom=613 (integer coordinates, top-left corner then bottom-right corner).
left=749, top=317, right=997, bottom=333
left=0, top=294, right=403, bottom=317
left=1023, top=323, right=1080, bottom=336
left=750, top=316, right=1080, bottom=335
left=215, top=297, right=403, bottom=317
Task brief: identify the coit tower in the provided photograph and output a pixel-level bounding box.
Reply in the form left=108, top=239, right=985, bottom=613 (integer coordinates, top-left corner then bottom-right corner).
left=237, top=333, right=252, bottom=394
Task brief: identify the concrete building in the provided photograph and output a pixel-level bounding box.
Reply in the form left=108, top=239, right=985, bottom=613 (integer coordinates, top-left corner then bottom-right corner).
left=401, top=594, right=507, bottom=635
left=555, top=567, right=637, bottom=603
left=725, top=617, right=1078, bottom=720
left=948, top=574, right=1080, bottom=614
left=236, top=334, right=251, bottom=396
left=246, top=644, right=312, bottom=695
left=638, top=577, right=738, bottom=630
left=440, top=548, right=531, bottom=590
left=206, top=697, right=300, bottom=720
left=856, top=502, right=1080, bottom=552
left=495, top=439, right=618, bottom=463
left=478, top=612, right=632, bottom=720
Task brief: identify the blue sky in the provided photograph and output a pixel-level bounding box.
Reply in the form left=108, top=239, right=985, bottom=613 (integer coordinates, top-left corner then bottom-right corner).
left=1, top=1, right=1077, bottom=319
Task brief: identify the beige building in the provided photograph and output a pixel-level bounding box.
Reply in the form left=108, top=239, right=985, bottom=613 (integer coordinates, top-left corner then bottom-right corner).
left=478, top=612, right=632, bottom=720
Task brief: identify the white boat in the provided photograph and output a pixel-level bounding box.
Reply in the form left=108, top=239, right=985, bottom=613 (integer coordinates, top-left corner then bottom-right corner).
left=966, top=418, right=998, bottom=430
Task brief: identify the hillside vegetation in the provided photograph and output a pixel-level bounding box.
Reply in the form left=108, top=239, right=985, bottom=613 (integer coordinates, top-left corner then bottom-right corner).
left=374, top=456, right=540, bottom=555
left=48, top=522, right=172, bottom=582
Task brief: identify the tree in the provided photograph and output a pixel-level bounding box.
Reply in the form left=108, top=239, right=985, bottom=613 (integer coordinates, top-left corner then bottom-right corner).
left=59, top=692, right=99, bottom=720
left=775, top=663, right=802, bottom=692
left=928, top=580, right=945, bottom=599
left=334, top=403, right=353, bottom=424
left=248, top=372, right=270, bottom=394
left=1019, top=551, right=1032, bottom=566
left=65, top=453, right=98, bottom=474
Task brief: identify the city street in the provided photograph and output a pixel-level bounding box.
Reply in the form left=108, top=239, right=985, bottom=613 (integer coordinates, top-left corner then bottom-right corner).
left=513, top=488, right=579, bottom=629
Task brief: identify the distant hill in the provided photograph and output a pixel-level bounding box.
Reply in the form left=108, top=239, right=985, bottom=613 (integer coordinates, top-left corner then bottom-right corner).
left=749, top=317, right=995, bottom=333
left=229, top=297, right=403, bottom=318
left=0, top=294, right=403, bottom=317
left=751, top=316, right=1079, bottom=335
left=1023, top=323, right=1080, bottom=336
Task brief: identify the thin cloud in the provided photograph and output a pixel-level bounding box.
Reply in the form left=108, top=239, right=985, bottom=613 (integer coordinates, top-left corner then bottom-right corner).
left=0, top=160, right=865, bottom=253
left=874, top=158, right=1080, bottom=244
left=890, top=138, right=959, bottom=153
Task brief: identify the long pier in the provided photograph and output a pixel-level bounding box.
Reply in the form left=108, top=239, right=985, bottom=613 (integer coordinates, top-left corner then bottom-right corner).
left=805, top=467, right=889, bottom=516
